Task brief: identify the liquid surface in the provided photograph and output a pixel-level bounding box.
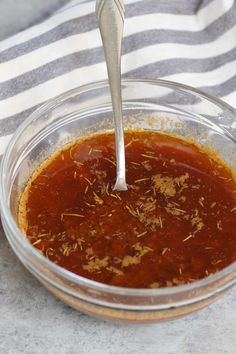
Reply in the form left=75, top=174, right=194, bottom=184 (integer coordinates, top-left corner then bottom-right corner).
left=19, top=131, right=236, bottom=288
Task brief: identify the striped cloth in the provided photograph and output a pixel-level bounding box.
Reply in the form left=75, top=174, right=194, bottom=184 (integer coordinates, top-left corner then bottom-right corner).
left=0, top=0, right=235, bottom=157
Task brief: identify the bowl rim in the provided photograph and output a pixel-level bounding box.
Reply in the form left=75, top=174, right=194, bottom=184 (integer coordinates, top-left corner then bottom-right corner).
left=1, top=77, right=236, bottom=299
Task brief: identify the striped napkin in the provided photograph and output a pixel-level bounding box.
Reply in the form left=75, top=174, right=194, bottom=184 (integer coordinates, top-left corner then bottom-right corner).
left=0, top=0, right=235, bottom=158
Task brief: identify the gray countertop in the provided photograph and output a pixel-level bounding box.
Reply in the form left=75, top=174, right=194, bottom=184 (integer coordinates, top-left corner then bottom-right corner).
left=0, top=0, right=67, bottom=41
left=0, top=224, right=235, bottom=354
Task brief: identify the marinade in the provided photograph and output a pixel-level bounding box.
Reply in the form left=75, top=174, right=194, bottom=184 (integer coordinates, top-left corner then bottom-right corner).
left=18, top=130, right=236, bottom=288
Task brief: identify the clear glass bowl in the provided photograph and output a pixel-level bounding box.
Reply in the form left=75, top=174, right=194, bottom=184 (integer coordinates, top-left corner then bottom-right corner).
left=1, top=79, right=236, bottom=323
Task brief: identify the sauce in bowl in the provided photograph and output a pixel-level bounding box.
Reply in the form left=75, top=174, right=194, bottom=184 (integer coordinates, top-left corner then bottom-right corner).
left=18, top=130, right=236, bottom=288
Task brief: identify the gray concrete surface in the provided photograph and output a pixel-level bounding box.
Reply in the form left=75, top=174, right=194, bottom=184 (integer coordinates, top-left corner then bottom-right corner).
left=0, top=223, right=235, bottom=354
left=0, top=0, right=68, bottom=40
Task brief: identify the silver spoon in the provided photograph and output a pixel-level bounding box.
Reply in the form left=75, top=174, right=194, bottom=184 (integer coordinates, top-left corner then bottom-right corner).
left=96, top=0, right=128, bottom=191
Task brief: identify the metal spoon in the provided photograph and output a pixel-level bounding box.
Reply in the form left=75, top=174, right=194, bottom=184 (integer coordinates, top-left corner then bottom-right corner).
left=96, top=0, right=128, bottom=191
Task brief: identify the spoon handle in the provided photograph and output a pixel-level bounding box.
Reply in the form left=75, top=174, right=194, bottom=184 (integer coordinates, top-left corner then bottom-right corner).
left=96, top=0, right=127, bottom=191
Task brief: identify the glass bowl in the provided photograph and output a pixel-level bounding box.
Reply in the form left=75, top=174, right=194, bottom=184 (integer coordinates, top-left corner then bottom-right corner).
left=1, top=79, right=236, bottom=323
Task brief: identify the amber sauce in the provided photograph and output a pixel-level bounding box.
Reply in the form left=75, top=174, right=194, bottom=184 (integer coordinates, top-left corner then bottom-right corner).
left=19, top=131, right=236, bottom=288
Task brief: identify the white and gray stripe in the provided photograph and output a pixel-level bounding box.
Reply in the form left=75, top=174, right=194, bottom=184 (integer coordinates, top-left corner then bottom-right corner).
left=0, top=0, right=235, bottom=157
